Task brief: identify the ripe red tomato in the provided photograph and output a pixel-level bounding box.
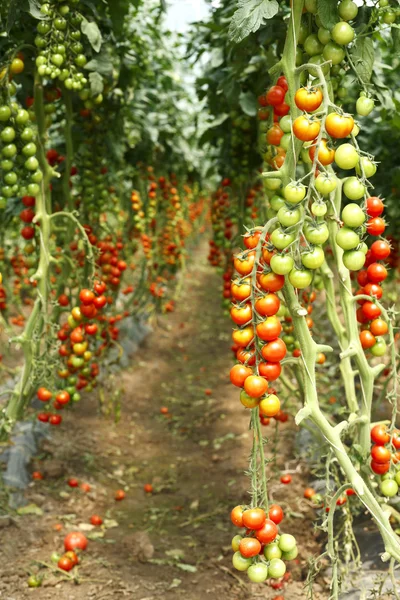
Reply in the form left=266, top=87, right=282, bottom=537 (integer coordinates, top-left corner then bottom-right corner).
left=363, top=283, right=382, bottom=299
left=58, top=556, right=74, bottom=571
left=49, top=414, right=62, bottom=425
left=255, top=293, right=280, bottom=316
left=37, top=412, right=49, bottom=423
left=242, top=507, right=266, bottom=530
left=370, top=240, right=390, bottom=260
left=392, top=431, right=400, bottom=450
left=371, top=424, right=390, bottom=445
left=367, top=263, right=387, bottom=283
left=144, top=483, right=153, bottom=493
left=359, top=330, right=376, bottom=349
left=230, top=364, right=253, bottom=387
left=266, top=124, right=284, bottom=146
left=115, top=489, right=126, bottom=501
left=268, top=504, right=284, bottom=524
left=37, top=387, right=52, bottom=402
left=261, top=338, right=287, bottom=362
left=56, top=391, right=70, bottom=405
left=64, top=531, right=88, bottom=552
left=276, top=76, right=288, bottom=92
left=258, top=272, right=285, bottom=292
left=255, top=518, right=278, bottom=543
left=366, top=197, right=384, bottom=217
left=258, top=361, right=282, bottom=381
left=256, top=316, right=282, bottom=341
left=90, top=514, right=103, bottom=526
left=361, top=301, right=381, bottom=321
left=239, top=537, right=262, bottom=557
left=371, top=444, right=391, bottom=463
left=266, top=85, right=285, bottom=106
left=280, top=474, right=292, bottom=484
left=68, top=478, right=79, bottom=488
left=367, top=217, right=386, bottom=236
left=370, top=460, right=390, bottom=475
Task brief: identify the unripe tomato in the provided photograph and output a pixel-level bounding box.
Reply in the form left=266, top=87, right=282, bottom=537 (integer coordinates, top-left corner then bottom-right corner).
left=356, top=96, right=374, bottom=116
left=341, top=203, right=365, bottom=227
left=315, top=172, right=337, bottom=195
left=380, top=479, right=399, bottom=497
left=331, top=21, right=355, bottom=45
left=343, top=177, right=366, bottom=200
left=259, top=394, right=281, bottom=417
left=232, top=551, right=252, bottom=571
left=283, top=181, right=306, bottom=204
left=268, top=558, right=286, bottom=579
left=288, top=267, right=313, bottom=289
left=335, top=143, right=359, bottom=169
left=247, top=563, right=269, bottom=583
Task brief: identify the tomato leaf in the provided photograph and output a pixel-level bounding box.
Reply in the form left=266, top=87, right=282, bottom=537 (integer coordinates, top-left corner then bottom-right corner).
left=88, top=72, right=104, bottom=96
left=81, top=17, right=103, bottom=53
left=228, top=0, right=279, bottom=44
left=26, top=0, right=48, bottom=21
left=317, top=0, right=339, bottom=30
left=85, top=54, right=114, bottom=77
left=239, top=90, right=258, bottom=116
left=350, top=37, right=374, bottom=84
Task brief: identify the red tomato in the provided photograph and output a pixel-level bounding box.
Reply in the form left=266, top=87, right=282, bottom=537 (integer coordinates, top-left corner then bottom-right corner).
left=231, top=505, right=244, bottom=527
left=280, top=474, right=292, bottom=484
left=64, top=532, right=88, bottom=551
left=90, top=515, right=103, bottom=526
left=242, top=507, right=266, bottom=530
left=266, top=85, right=285, bottom=106
left=371, top=424, right=390, bottom=445
left=255, top=519, right=278, bottom=543
left=268, top=504, right=284, bottom=524
left=371, top=444, right=391, bottom=463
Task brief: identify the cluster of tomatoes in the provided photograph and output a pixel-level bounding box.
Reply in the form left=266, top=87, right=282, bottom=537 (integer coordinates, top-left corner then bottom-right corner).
left=370, top=424, right=400, bottom=497
left=230, top=504, right=298, bottom=583
left=260, top=75, right=290, bottom=170
left=230, top=227, right=286, bottom=421
left=131, top=189, right=145, bottom=235
left=0, top=63, right=43, bottom=208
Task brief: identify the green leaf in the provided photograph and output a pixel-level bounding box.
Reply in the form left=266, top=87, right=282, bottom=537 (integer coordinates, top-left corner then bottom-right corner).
left=239, top=90, right=258, bottom=116
left=317, top=0, right=339, bottom=30
left=85, top=53, right=113, bottom=76
left=228, top=0, right=279, bottom=44
left=176, top=563, right=197, bottom=573
left=17, top=503, right=43, bottom=516
left=7, top=0, right=22, bottom=32
left=81, top=17, right=102, bottom=53
left=89, top=71, right=104, bottom=96
left=350, top=37, right=374, bottom=84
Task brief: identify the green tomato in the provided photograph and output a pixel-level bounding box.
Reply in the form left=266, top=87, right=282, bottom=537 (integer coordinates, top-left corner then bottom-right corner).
left=304, top=222, right=329, bottom=245
left=54, top=17, right=67, bottom=30
left=331, top=21, right=355, bottom=45
left=336, top=226, right=360, bottom=250
left=30, top=170, right=43, bottom=183
left=305, top=0, right=318, bottom=13
left=0, top=106, right=11, bottom=121
left=380, top=479, right=399, bottom=497
left=318, top=27, right=331, bottom=45
left=324, top=42, right=346, bottom=68
left=27, top=575, right=42, bottom=588
left=268, top=558, right=287, bottom=579
left=277, top=206, right=302, bottom=227
left=355, top=157, right=377, bottom=178
left=356, top=96, right=374, bottom=117
left=282, top=546, right=299, bottom=560
left=280, top=133, right=291, bottom=151
left=21, top=127, right=34, bottom=142
left=335, top=143, right=359, bottom=170
left=27, top=183, right=40, bottom=195
left=22, top=143, right=37, bottom=157
left=4, top=171, right=17, bottom=185
left=240, top=390, right=260, bottom=409
left=51, top=53, right=64, bottom=67
left=304, top=33, right=324, bottom=56
left=278, top=533, right=297, bottom=553
left=301, top=246, right=325, bottom=269
left=311, top=202, right=327, bottom=217
left=2, top=143, right=17, bottom=158
left=395, top=471, right=400, bottom=486
left=1, top=127, right=15, bottom=143
left=247, top=563, right=269, bottom=583
left=279, top=115, right=291, bottom=133
left=270, top=195, right=285, bottom=211
left=298, top=20, right=310, bottom=45
left=1, top=159, right=13, bottom=171
left=383, top=10, right=396, bottom=24
left=343, top=177, right=366, bottom=200
left=25, top=156, right=39, bottom=171
left=289, top=268, right=313, bottom=289
left=371, top=338, right=387, bottom=357
left=75, top=54, right=87, bottom=67
left=232, top=551, right=252, bottom=571
left=232, top=535, right=242, bottom=552
left=264, top=543, right=282, bottom=560
left=308, top=54, right=330, bottom=76
left=341, top=203, right=365, bottom=227
left=343, top=250, right=366, bottom=271
left=72, top=393, right=81, bottom=402
left=271, top=254, right=295, bottom=275
left=15, top=109, right=30, bottom=125
left=284, top=182, right=306, bottom=204
left=338, top=0, right=358, bottom=21
left=270, top=228, right=296, bottom=250
left=315, top=173, right=337, bottom=195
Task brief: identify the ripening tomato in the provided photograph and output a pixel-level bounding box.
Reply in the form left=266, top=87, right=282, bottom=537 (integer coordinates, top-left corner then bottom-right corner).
left=232, top=325, right=254, bottom=347
left=325, top=112, right=354, bottom=138
left=268, top=504, right=284, bottom=524
left=360, top=330, right=376, bottom=349
left=49, top=414, right=62, bottom=425
left=371, top=444, right=391, bottom=463
left=295, top=86, right=323, bottom=111
left=230, top=364, right=253, bottom=387
left=255, top=518, right=278, bottom=543
left=370, top=240, right=390, bottom=261
left=266, top=85, right=285, bottom=106
left=267, top=124, right=284, bottom=146
left=231, top=505, right=244, bottom=527
left=244, top=228, right=262, bottom=249
left=367, top=217, right=386, bottom=236
left=244, top=375, right=268, bottom=398
left=255, top=293, right=280, bottom=316
left=366, top=197, right=384, bottom=217
left=293, top=115, right=320, bottom=142
left=239, top=537, right=262, bottom=558
left=392, top=431, right=400, bottom=450
left=370, top=318, right=388, bottom=336
left=371, top=424, right=390, bottom=445
left=237, top=348, right=256, bottom=365
left=274, top=102, right=290, bottom=116
left=259, top=394, right=280, bottom=417
left=231, top=303, right=252, bottom=326
left=304, top=487, right=316, bottom=499
left=234, top=252, right=256, bottom=276
left=231, top=278, right=251, bottom=301
left=56, top=391, right=70, bottom=405
left=259, top=272, right=285, bottom=292
left=79, top=289, right=95, bottom=305
left=242, top=507, right=267, bottom=530
left=256, top=316, right=282, bottom=341
left=309, top=138, right=335, bottom=165
left=261, top=338, right=287, bottom=362
left=258, top=361, right=282, bottom=381
left=367, top=263, right=387, bottom=283
left=64, top=531, right=88, bottom=551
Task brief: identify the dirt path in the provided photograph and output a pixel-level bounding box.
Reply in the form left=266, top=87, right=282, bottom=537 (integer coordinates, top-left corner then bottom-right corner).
left=0, top=241, right=326, bottom=600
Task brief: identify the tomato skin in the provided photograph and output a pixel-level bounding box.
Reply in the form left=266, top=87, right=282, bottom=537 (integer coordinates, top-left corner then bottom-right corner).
left=274, top=102, right=290, bottom=116
left=115, top=489, right=126, bottom=501
left=64, top=532, right=88, bottom=552
left=79, top=289, right=95, bottom=305
left=366, top=197, right=384, bottom=217
left=325, top=112, right=354, bottom=138
left=37, top=387, right=52, bottom=402
left=261, top=338, right=286, bottom=362
left=236, top=348, right=256, bottom=366
left=392, top=431, right=400, bottom=450
left=293, top=115, right=320, bottom=142
left=244, top=228, right=262, bottom=249
left=371, top=444, right=391, bottom=463
left=242, top=507, right=266, bottom=530
left=367, top=217, right=386, bottom=237
left=230, top=364, right=253, bottom=387
left=255, top=293, right=280, bottom=316
left=231, top=505, right=244, bottom=527
left=371, top=460, right=390, bottom=475
left=371, top=424, right=390, bottom=445
left=244, top=375, right=268, bottom=398
left=90, top=515, right=103, bottom=526
left=255, top=518, right=278, bottom=543
left=258, top=361, right=282, bottom=381
left=276, top=76, right=288, bottom=92
left=367, top=263, right=387, bottom=283
left=295, top=87, right=323, bottom=112
left=363, top=283, right=382, bottom=299
left=268, top=504, right=284, bottom=524
left=266, top=85, right=285, bottom=106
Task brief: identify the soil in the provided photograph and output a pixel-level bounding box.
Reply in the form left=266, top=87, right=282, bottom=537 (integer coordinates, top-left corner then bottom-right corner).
left=0, top=242, right=327, bottom=600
